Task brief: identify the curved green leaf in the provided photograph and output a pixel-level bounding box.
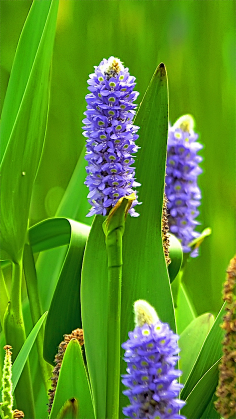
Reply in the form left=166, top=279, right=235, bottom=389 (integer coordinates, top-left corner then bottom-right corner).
left=43, top=219, right=90, bottom=364
left=179, top=312, right=215, bottom=384
left=181, top=360, right=220, bottom=418
left=0, top=0, right=59, bottom=263
left=168, top=233, right=183, bottom=283
left=29, top=217, right=87, bottom=253
left=49, top=339, right=95, bottom=419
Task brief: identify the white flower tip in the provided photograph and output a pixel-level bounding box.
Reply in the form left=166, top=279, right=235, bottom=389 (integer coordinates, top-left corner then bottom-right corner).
left=173, top=114, right=195, bottom=134
left=100, top=56, right=124, bottom=76
left=134, top=300, right=159, bottom=327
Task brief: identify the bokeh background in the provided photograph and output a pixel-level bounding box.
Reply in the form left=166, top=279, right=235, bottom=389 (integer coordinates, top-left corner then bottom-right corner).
left=1, top=0, right=235, bottom=316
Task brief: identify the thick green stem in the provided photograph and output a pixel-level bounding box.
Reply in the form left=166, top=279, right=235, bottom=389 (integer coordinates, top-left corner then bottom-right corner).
left=0, top=267, right=9, bottom=328
left=3, top=260, right=35, bottom=419
left=106, top=229, right=122, bottom=419
left=103, top=195, right=135, bottom=419
left=23, top=244, right=52, bottom=391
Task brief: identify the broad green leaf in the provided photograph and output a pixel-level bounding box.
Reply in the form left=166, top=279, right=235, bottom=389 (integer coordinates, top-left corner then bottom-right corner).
left=43, top=219, right=90, bottom=364
left=49, top=339, right=95, bottom=419
left=81, top=63, right=174, bottom=419
left=0, top=0, right=59, bottom=263
left=0, top=312, right=47, bottom=402
left=179, top=313, right=215, bottom=384
left=81, top=216, right=107, bottom=419
left=168, top=233, right=183, bottom=283
left=120, top=63, right=174, bottom=415
left=175, top=283, right=196, bottom=334
left=181, top=360, right=220, bottom=418
left=181, top=304, right=224, bottom=400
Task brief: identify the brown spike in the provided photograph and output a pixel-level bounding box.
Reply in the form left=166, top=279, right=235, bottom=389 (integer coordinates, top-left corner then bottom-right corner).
left=162, top=193, right=171, bottom=266
left=214, top=256, right=236, bottom=418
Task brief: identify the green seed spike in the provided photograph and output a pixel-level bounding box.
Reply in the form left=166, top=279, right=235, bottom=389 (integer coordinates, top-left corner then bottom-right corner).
left=1, top=345, right=14, bottom=419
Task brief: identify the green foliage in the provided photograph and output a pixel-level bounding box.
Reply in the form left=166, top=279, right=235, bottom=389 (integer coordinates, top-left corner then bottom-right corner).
left=0, top=312, right=47, bottom=402
left=43, top=219, right=89, bottom=365
left=181, top=360, right=220, bottom=419
left=0, top=1, right=234, bottom=418
left=179, top=313, right=215, bottom=384
left=0, top=0, right=59, bottom=263
left=49, top=340, right=95, bottom=419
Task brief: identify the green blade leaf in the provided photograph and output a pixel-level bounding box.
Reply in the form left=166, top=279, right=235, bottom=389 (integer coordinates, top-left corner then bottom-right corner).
left=81, top=216, right=107, bottom=419
left=181, top=304, right=224, bottom=400
left=179, top=313, right=215, bottom=384
left=0, top=0, right=59, bottom=262
left=43, top=219, right=90, bottom=364
left=49, top=339, right=95, bottom=419
left=120, top=63, right=174, bottom=416
left=0, top=312, right=47, bottom=402
left=181, top=360, right=220, bottom=419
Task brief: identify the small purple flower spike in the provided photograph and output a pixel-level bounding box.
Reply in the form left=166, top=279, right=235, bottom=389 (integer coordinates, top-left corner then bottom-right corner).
left=121, top=300, right=186, bottom=419
left=165, top=115, right=203, bottom=257
left=82, top=57, right=141, bottom=217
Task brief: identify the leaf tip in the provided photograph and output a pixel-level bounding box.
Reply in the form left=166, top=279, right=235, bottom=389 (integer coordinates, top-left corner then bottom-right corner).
left=156, top=62, right=166, bottom=78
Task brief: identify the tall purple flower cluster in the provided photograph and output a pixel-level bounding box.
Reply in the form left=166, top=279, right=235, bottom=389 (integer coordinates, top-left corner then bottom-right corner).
left=165, top=115, right=203, bottom=257
left=122, top=301, right=186, bottom=419
left=82, top=57, right=140, bottom=217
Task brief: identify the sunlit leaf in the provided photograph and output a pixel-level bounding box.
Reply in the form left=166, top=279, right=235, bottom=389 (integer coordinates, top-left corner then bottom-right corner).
left=0, top=0, right=59, bottom=263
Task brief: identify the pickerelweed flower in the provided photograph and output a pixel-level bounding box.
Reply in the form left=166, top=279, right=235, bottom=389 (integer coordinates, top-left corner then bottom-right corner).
left=121, top=300, right=186, bottom=419
left=165, top=115, right=203, bottom=257
left=82, top=56, right=140, bottom=217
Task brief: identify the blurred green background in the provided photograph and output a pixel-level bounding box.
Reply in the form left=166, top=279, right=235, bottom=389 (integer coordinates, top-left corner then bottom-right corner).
left=1, top=0, right=235, bottom=316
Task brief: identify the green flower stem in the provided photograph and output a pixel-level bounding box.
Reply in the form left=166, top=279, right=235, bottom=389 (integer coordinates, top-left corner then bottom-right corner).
left=0, top=267, right=9, bottom=328
left=3, top=260, right=35, bottom=419
left=23, top=243, right=52, bottom=391
left=103, top=195, right=135, bottom=419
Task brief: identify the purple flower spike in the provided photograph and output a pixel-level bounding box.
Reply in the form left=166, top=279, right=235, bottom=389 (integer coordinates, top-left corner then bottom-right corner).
left=165, top=115, right=203, bottom=257
left=122, top=300, right=186, bottom=419
left=83, top=57, right=141, bottom=217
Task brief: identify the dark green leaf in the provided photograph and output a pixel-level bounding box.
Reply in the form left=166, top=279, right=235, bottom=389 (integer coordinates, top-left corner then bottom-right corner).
left=181, top=360, right=220, bottom=419
left=43, top=219, right=90, bottom=364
